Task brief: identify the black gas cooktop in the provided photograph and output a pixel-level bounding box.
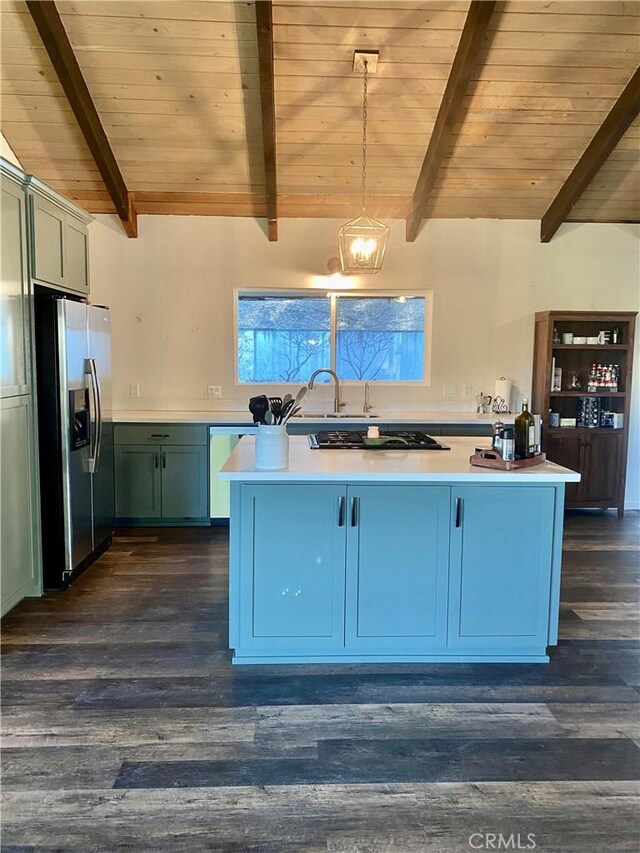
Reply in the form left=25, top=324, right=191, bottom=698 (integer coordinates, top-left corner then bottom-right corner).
left=308, top=430, right=450, bottom=450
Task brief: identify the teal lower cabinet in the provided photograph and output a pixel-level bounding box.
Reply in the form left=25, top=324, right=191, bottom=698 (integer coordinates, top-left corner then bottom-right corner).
left=234, top=485, right=347, bottom=654
left=447, top=486, right=555, bottom=656
left=161, top=446, right=208, bottom=519
left=345, top=485, right=449, bottom=651
left=114, top=424, right=209, bottom=525
left=229, top=481, right=563, bottom=664
left=114, top=446, right=162, bottom=520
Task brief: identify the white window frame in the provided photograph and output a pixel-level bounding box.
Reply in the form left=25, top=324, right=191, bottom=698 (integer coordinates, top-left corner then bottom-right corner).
left=234, top=287, right=433, bottom=386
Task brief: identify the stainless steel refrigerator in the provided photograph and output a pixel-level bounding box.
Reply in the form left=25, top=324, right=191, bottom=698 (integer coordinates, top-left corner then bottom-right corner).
left=35, top=292, right=114, bottom=588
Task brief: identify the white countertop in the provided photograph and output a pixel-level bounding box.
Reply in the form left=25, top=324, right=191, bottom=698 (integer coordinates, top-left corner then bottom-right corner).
left=219, top=436, right=580, bottom=484
left=113, top=409, right=512, bottom=426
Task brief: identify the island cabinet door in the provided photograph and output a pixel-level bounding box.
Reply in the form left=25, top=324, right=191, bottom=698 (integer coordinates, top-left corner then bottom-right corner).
left=345, top=485, right=450, bottom=651
left=448, top=486, right=556, bottom=653
left=237, top=484, right=347, bottom=653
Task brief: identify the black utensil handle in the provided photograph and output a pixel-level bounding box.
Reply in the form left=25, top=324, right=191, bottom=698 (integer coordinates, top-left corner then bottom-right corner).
left=455, top=497, right=463, bottom=528
left=337, top=496, right=345, bottom=527
left=351, top=496, right=359, bottom=527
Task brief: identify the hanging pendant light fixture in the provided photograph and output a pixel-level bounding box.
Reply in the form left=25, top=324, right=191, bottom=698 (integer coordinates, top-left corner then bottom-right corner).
left=338, top=51, right=389, bottom=275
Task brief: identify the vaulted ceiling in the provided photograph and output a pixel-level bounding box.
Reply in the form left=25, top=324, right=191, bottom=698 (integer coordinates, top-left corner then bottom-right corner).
left=1, top=0, right=639, bottom=241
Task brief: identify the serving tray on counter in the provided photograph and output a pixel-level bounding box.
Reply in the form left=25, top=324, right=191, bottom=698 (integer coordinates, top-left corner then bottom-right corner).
left=470, top=449, right=547, bottom=470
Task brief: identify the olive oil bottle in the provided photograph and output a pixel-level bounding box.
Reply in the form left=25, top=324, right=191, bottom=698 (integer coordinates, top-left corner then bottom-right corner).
left=515, top=398, right=536, bottom=459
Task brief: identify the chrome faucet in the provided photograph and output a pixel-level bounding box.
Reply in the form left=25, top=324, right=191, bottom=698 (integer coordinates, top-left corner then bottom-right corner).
left=308, top=368, right=342, bottom=415
left=363, top=381, right=373, bottom=413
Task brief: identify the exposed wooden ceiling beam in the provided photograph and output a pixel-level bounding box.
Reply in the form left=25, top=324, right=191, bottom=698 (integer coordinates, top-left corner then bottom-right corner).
left=255, top=0, right=278, bottom=242
left=25, top=0, right=137, bottom=238
left=540, top=66, right=640, bottom=243
left=405, top=0, right=497, bottom=243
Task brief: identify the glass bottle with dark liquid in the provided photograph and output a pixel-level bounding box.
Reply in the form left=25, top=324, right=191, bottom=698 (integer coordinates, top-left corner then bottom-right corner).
left=515, top=398, right=536, bottom=459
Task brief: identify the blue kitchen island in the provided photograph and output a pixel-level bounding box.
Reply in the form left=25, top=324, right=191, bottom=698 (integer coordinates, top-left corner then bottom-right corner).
left=219, top=436, right=580, bottom=665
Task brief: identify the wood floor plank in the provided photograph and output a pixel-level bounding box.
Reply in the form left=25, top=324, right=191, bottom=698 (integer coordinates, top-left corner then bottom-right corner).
left=112, top=735, right=640, bottom=789
left=1, top=707, right=256, bottom=748
left=2, top=782, right=638, bottom=851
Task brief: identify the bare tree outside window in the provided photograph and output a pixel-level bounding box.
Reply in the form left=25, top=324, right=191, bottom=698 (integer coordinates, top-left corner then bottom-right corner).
left=337, top=297, right=424, bottom=381
left=237, top=292, right=426, bottom=383
left=238, top=296, right=330, bottom=383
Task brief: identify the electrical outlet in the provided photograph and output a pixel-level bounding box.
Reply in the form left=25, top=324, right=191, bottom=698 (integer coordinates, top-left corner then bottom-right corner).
left=443, top=383, right=457, bottom=400
left=129, top=383, right=140, bottom=398
left=207, top=385, right=222, bottom=399
left=462, top=384, right=472, bottom=400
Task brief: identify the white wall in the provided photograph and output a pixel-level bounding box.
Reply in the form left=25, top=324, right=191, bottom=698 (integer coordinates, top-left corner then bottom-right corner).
left=1, top=132, right=22, bottom=168
left=88, top=214, right=640, bottom=507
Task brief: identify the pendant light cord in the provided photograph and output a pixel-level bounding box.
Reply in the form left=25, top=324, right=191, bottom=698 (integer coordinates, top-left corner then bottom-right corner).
left=361, top=58, right=368, bottom=216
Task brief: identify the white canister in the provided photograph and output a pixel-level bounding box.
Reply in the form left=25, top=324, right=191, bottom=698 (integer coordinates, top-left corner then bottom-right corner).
left=255, top=425, right=289, bottom=470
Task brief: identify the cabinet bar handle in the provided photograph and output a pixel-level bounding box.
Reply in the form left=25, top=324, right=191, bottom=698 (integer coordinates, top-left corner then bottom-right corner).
left=351, top=496, right=359, bottom=527
left=154, top=451, right=159, bottom=469
left=150, top=433, right=170, bottom=438
left=337, top=496, right=345, bottom=527
left=162, top=451, right=167, bottom=469
left=455, top=497, right=463, bottom=528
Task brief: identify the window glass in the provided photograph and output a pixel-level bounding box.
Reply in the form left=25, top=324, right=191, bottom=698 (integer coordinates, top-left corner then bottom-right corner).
left=337, top=296, right=425, bottom=380
left=237, top=291, right=427, bottom=383
left=237, top=295, right=330, bottom=383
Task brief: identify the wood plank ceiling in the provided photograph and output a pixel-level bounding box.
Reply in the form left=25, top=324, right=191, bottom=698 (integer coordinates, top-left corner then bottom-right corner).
left=1, top=0, right=638, bottom=240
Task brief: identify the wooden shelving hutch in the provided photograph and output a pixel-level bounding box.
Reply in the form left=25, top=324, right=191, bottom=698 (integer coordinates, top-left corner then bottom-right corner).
left=532, top=311, right=637, bottom=517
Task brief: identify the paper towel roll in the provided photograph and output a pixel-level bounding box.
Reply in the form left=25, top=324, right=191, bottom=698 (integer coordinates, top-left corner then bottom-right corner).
left=494, top=378, right=512, bottom=412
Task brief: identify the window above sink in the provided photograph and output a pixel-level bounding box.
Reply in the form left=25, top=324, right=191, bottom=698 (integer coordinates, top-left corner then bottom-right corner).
left=235, top=289, right=432, bottom=386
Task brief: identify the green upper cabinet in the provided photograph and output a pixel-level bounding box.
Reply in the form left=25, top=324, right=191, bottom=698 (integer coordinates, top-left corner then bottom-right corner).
left=64, top=214, right=89, bottom=294
left=26, top=176, right=91, bottom=296
left=345, top=485, right=450, bottom=651
left=1, top=168, right=30, bottom=398
left=30, top=194, right=65, bottom=287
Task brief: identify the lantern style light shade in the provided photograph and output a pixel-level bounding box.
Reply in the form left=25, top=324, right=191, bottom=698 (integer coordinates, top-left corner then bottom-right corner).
left=338, top=214, right=390, bottom=275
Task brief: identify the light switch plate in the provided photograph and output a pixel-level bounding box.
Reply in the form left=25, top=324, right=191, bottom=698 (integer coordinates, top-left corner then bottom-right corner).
left=129, top=383, right=140, bottom=398
left=443, top=383, right=457, bottom=400
left=208, top=385, right=222, bottom=399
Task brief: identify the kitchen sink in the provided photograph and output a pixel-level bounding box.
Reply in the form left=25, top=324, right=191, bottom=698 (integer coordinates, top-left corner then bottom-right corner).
left=297, top=412, right=380, bottom=418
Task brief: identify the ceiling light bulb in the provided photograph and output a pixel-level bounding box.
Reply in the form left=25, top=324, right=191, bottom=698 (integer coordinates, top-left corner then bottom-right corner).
left=350, top=236, right=377, bottom=261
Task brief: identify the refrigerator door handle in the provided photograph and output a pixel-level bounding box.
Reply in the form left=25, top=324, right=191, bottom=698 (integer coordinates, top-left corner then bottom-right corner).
left=85, top=358, right=102, bottom=473
left=93, top=359, right=104, bottom=471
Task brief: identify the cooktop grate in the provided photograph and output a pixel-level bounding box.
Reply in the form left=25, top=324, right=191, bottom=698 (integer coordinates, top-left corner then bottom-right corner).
left=308, top=430, right=450, bottom=450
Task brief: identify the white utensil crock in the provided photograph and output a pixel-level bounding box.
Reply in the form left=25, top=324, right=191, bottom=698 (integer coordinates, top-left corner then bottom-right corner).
left=255, top=425, right=289, bottom=470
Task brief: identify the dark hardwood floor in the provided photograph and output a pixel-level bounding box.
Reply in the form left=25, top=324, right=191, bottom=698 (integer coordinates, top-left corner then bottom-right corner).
left=2, top=512, right=639, bottom=852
